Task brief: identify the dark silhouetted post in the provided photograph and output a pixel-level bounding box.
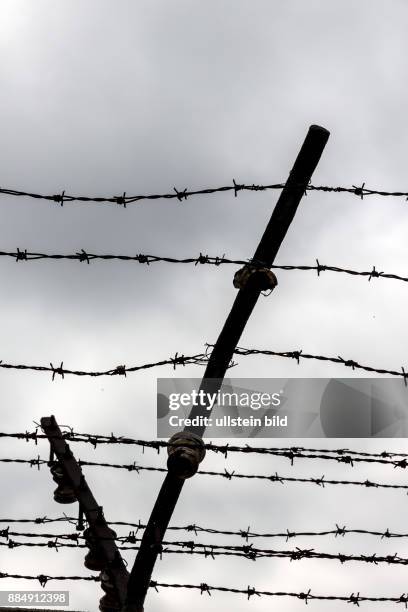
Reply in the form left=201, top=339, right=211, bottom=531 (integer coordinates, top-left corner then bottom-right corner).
left=41, top=416, right=129, bottom=612
left=123, top=124, right=330, bottom=611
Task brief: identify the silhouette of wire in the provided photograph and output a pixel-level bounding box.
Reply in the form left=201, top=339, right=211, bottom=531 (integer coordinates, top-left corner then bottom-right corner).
left=0, top=572, right=407, bottom=605
left=3, top=521, right=408, bottom=541
left=3, top=430, right=408, bottom=469
left=1, top=180, right=408, bottom=207
left=0, top=249, right=406, bottom=285
left=0, top=352, right=207, bottom=379
left=0, top=346, right=405, bottom=380
left=2, top=535, right=408, bottom=566
left=5, top=456, right=408, bottom=493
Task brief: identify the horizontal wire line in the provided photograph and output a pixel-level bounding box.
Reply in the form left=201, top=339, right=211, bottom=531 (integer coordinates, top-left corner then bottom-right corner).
left=1, top=536, right=408, bottom=566
left=5, top=456, right=408, bottom=492
left=3, top=521, right=408, bottom=541
left=3, top=430, right=408, bottom=469
left=0, top=180, right=407, bottom=206
left=0, top=347, right=405, bottom=380
left=1, top=250, right=406, bottom=284
left=0, top=572, right=407, bottom=605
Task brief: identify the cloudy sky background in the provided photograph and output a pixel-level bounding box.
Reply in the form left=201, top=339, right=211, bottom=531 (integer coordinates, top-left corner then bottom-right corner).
left=0, top=1, right=408, bottom=610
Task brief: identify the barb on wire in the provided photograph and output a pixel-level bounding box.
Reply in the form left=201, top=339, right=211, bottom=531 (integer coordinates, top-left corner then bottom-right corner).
left=3, top=429, right=408, bottom=470
left=2, top=180, right=408, bottom=207
left=5, top=456, right=408, bottom=493
left=0, top=249, right=407, bottom=285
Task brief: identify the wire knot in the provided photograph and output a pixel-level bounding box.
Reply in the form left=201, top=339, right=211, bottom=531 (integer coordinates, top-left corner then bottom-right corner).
left=200, top=583, right=211, bottom=596
left=196, top=253, right=209, bottom=265
left=52, top=191, right=65, bottom=206
left=353, top=182, right=366, bottom=199
left=173, top=187, right=188, bottom=202
left=115, top=192, right=127, bottom=208
left=232, top=179, right=243, bottom=197
left=246, top=586, right=259, bottom=599
left=77, top=249, right=90, bottom=264
left=15, top=248, right=28, bottom=262
left=348, top=592, right=361, bottom=605
left=37, top=574, right=49, bottom=587
left=50, top=362, right=64, bottom=381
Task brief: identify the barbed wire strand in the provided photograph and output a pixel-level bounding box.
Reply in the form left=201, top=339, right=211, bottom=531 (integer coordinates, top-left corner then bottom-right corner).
left=3, top=520, right=408, bottom=541
left=1, top=180, right=408, bottom=207
left=0, top=346, right=405, bottom=381
left=3, top=429, right=408, bottom=469
left=0, top=572, right=408, bottom=606
left=2, top=535, right=408, bottom=566
left=5, top=456, right=408, bottom=493
left=0, top=250, right=406, bottom=285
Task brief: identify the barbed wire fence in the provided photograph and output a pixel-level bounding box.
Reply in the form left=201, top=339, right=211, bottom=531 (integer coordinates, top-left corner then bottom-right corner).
left=2, top=125, right=408, bottom=610
left=1, top=180, right=408, bottom=207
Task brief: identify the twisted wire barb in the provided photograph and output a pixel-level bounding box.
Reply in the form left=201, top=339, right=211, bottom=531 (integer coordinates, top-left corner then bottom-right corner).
left=1, top=180, right=408, bottom=206
left=5, top=456, right=408, bottom=493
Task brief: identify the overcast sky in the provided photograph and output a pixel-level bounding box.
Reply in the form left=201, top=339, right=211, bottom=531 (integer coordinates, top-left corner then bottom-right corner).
left=1, top=1, right=408, bottom=611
